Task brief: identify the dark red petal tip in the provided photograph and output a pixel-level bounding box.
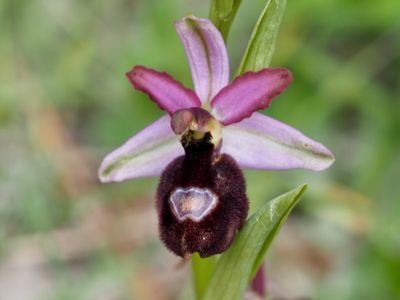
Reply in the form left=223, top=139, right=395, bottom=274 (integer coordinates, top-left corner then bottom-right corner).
left=126, top=65, right=201, bottom=115
left=211, top=67, right=293, bottom=125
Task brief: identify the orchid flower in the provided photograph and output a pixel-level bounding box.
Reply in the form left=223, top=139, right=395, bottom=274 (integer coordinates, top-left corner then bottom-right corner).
left=98, top=15, right=334, bottom=257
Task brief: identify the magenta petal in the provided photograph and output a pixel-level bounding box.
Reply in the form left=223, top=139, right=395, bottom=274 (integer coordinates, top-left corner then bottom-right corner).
left=126, top=66, right=201, bottom=115
left=98, top=115, right=184, bottom=182
left=211, top=68, right=292, bottom=125
left=175, top=16, right=229, bottom=103
left=221, top=113, right=335, bottom=171
left=251, top=264, right=266, bottom=297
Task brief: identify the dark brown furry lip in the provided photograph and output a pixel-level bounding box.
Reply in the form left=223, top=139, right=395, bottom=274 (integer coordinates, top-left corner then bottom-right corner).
left=156, top=134, right=249, bottom=258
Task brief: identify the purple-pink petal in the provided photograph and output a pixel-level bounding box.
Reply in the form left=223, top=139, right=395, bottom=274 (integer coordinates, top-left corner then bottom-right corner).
left=98, top=115, right=184, bottom=182
left=211, top=68, right=292, bottom=125
left=175, top=16, right=229, bottom=104
left=126, top=66, right=201, bottom=115
left=221, top=112, right=335, bottom=171
left=251, top=264, right=266, bottom=297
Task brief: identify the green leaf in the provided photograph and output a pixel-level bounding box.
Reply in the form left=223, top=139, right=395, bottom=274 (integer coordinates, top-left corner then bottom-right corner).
left=237, top=0, right=287, bottom=75
left=203, top=184, right=307, bottom=300
left=191, top=253, right=217, bottom=300
left=209, top=0, right=243, bottom=41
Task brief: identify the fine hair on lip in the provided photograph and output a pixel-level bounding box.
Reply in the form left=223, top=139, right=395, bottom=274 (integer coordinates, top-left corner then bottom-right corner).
left=156, top=149, right=248, bottom=258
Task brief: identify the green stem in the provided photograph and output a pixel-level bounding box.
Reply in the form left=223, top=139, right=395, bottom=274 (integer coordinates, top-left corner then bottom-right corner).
left=191, top=253, right=217, bottom=300
left=209, top=0, right=243, bottom=41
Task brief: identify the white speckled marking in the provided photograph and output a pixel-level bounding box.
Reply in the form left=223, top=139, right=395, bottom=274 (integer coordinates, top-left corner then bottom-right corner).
left=170, top=187, right=218, bottom=222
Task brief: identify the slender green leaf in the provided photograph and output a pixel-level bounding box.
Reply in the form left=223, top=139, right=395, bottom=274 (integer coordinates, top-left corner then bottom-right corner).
left=237, top=0, right=287, bottom=75
left=203, top=184, right=307, bottom=300
left=191, top=253, right=217, bottom=300
left=209, top=0, right=243, bottom=41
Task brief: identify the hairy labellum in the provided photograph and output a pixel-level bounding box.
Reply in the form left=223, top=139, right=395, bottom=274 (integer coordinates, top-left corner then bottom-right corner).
left=156, top=135, right=248, bottom=258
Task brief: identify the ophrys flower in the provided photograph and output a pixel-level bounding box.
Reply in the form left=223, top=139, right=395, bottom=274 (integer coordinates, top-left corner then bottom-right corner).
left=98, top=15, right=334, bottom=257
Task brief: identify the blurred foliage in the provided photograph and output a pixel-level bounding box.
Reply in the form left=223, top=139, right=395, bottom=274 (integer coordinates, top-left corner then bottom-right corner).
left=0, top=0, right=399, bottom=299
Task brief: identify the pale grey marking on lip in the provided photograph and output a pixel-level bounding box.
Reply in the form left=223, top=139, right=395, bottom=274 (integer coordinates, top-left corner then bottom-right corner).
left=169, top=187, right=218, bottom=222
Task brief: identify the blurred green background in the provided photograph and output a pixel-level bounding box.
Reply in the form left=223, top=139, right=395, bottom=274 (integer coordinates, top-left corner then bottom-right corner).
left=1, top=0, right=399, bottom=299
